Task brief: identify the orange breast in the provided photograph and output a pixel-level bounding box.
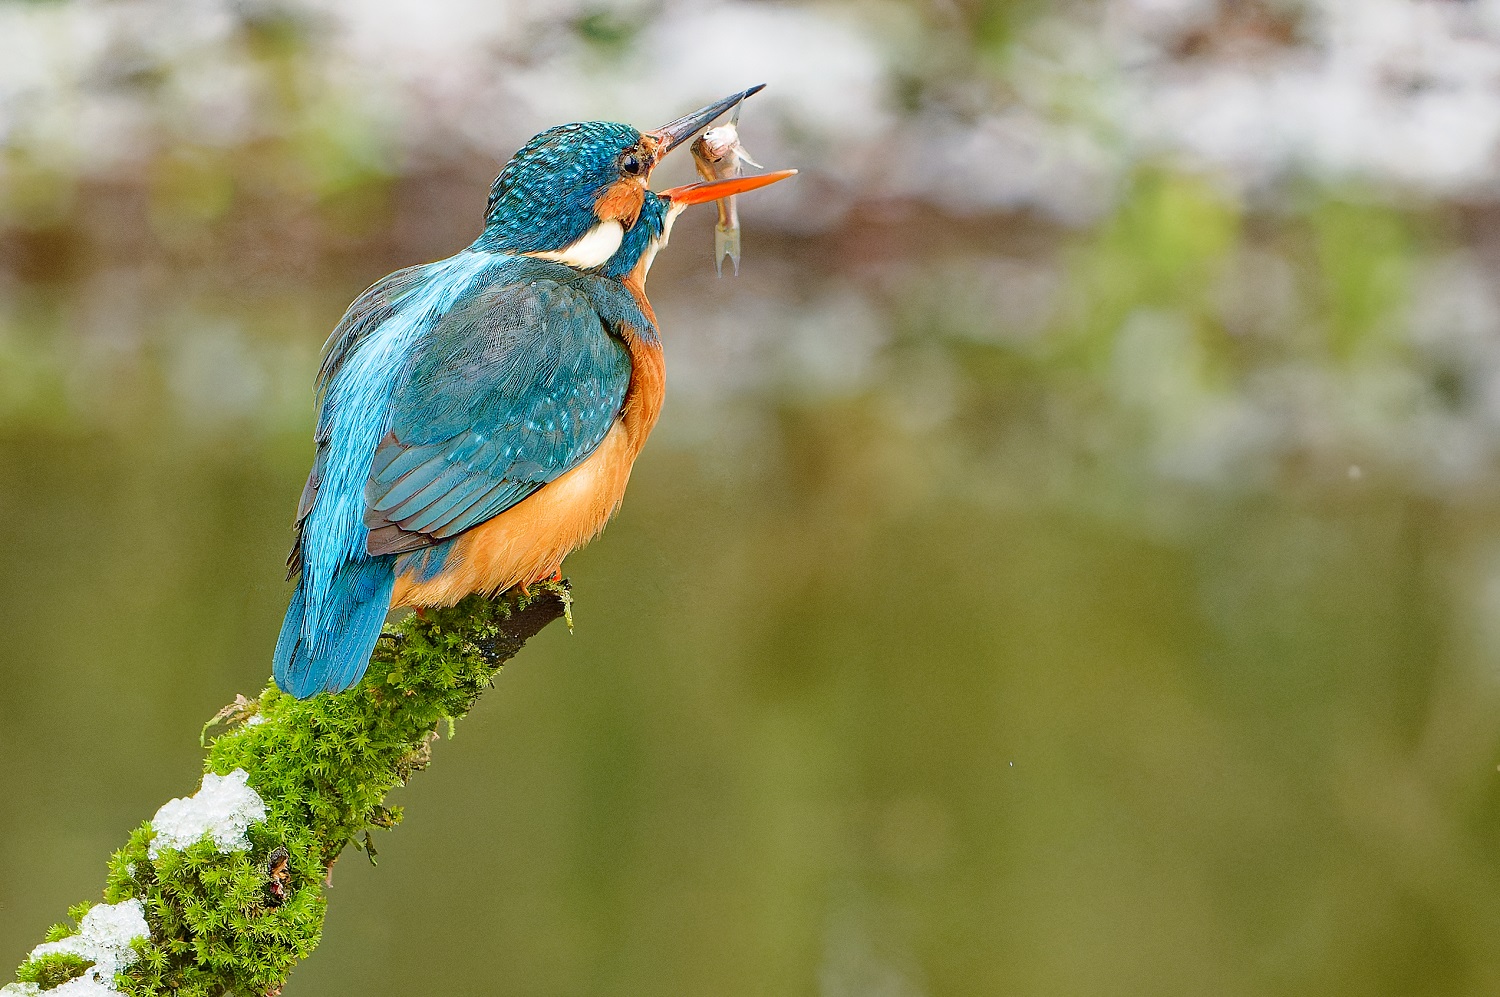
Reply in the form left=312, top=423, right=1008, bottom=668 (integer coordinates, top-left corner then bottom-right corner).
left=390, top=314, right=665, bottom=609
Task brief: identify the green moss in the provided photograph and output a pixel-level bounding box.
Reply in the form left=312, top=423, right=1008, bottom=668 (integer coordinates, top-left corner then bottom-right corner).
left=9, top=584, right=569, bottom=996
left=14, top=951, right=90, bottom=990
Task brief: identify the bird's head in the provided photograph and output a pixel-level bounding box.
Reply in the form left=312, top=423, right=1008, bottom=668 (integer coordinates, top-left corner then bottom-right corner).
left=475, top=86, right=795, bottom=281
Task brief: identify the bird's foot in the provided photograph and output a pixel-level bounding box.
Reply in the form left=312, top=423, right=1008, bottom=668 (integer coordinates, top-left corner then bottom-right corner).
left=519, top=568, right=563, bottom=597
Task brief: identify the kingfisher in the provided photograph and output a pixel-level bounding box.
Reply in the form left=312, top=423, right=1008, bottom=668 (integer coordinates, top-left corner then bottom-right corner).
left=274, top=86, right=794, bottom=698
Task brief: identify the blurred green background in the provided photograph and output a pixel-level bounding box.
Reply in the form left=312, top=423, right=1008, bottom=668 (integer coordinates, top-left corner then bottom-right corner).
left=8, top=0, right=1500, bottom=993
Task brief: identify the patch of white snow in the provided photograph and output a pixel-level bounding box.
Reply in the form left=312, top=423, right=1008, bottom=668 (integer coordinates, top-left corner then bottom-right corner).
left=27, top=899, right=149, bottom=993
left=148, top=768, right=266, bottom=859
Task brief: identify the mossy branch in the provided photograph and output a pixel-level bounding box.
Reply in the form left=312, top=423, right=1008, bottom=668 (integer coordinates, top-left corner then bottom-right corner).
left=5, top=582, right=571, bottom=997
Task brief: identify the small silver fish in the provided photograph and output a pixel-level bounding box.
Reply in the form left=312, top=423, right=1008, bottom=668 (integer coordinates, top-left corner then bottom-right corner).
left=690, top=101, right=762, bottom=276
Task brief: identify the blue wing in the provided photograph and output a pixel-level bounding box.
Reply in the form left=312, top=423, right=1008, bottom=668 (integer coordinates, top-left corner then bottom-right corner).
left=363, top=273, right=632, bottom=556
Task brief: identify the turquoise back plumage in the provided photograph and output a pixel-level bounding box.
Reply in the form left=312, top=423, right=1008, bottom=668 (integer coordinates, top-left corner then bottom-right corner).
left=277, top=251, right=494, bottom=696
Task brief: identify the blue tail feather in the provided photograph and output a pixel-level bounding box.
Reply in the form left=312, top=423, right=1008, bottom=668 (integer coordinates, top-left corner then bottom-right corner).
left=274, top=557, right=397, bottom=698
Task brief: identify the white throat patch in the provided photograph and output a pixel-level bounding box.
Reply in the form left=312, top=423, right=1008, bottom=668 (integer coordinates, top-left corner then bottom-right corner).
left=523, top=220, right=625, bottom=270
left=639, top=201, right=687, bottom=278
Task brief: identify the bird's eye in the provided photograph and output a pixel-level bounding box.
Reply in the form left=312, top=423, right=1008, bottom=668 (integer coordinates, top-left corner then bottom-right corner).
left=620, top=152, right=644, bottom=176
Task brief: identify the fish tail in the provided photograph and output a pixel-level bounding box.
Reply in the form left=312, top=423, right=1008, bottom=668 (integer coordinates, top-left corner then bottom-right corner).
left=274, top=557, right=396, bottom=698
left=714, top=223, right=740, bottom=277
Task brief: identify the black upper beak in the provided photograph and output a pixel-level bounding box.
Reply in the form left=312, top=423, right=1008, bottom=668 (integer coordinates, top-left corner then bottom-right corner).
left=649, top=84, right=766, bottom=158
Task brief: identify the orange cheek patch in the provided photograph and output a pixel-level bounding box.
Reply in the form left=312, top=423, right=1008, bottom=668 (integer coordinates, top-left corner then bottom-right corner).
left=594, top=180, right=645, bottom=228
